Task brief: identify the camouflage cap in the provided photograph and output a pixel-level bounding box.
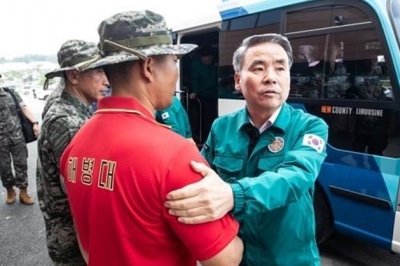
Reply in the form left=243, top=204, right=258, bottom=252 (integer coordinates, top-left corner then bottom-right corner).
left=45, top=39, right=102, bottom=79
left=86, top=10, right=197, bottom=69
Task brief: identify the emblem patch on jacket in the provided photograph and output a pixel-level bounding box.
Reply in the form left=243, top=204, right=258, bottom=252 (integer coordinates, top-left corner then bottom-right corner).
left=268, top=137, right=284, bottom=153
left=161, top=112, right=169, bottom=120
left=302, top=134, right=325, bottom=153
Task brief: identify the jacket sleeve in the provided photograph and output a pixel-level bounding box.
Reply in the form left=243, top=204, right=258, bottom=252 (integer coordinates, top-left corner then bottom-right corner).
left=200, top=123, right=216, bottom=168
left=230, top=118, right=328, bottom=216
left=47, top=117, right=80, bottom=167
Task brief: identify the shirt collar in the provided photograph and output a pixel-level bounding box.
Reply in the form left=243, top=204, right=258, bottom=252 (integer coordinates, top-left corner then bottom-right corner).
left=238, top=103, right=291, bottom=133
left=250, top=105, right=282, bottom=134
left=97, top=96, right=155, bottom=119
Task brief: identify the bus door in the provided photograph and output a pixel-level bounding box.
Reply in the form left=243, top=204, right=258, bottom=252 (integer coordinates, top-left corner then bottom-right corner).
left=180, top=31, right=219, bottom=145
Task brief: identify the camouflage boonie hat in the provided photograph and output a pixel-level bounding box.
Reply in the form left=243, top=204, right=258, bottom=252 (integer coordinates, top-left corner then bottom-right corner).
left=86, top=10, right=197, bottom=69
left=45, top=39, right=102, bottom=79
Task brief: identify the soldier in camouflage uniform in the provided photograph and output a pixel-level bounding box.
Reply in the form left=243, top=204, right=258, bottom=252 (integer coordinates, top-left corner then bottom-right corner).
left=0, top=73, right=38, bottom=205
left=37, top=40, right=109, bottom=266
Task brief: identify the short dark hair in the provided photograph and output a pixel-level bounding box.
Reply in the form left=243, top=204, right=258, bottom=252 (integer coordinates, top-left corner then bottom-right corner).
left=232, top=33, right=293, bottom=72
left=104, top=60, right=136, bottom=87
left=103, top=55, right=168, bottom=87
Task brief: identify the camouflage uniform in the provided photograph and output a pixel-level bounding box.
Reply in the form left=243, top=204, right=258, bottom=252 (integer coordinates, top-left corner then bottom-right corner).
left=42, top=84, right=64, bottom=119
left=37, top=39, right=101, bottom=266
left=0, top=87, right=29, bottom=189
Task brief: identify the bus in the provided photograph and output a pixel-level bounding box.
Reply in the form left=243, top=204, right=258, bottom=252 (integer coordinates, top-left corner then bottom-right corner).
left=173, top=0, right=400, bottom=254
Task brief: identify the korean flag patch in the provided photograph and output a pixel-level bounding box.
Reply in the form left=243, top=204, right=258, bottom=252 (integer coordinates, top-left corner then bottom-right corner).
left=302, top=134, right=325, bottom=153
left=161, top=112, right=170, bottom=120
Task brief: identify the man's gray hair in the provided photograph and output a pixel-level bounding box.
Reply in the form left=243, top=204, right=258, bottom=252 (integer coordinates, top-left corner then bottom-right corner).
left=232, top=33, right=293, bottom=72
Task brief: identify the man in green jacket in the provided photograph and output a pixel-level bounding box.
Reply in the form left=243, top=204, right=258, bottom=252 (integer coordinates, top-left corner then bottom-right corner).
left=189, top=46, right=218, bottom=141
left=155, top=95, right=194, bottom=143
left=165, top=33, right=328, bottom=266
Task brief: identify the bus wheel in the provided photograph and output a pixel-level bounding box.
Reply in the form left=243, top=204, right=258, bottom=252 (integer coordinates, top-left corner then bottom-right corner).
left=314, top=184, right=334, bottom=245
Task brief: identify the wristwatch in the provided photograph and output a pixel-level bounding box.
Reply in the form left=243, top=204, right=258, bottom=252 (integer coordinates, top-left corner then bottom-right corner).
left=32, top=121, right=39, bottom=125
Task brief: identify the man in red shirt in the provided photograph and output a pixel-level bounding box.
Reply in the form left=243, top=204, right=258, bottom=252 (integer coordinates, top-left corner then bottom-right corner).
left=60, top=10, right=243, bottom=266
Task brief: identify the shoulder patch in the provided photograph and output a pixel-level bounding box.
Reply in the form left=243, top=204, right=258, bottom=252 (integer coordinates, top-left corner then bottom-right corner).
left=161, top=111, right=169, bottom=120
left=302, top=134, right=325, bottom=153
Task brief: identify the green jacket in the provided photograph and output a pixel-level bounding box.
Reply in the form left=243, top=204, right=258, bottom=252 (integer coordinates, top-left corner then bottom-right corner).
left=155, top=96, right=192, bottom=138
left=190, top=58, right=218, bottom=97
left=201, top=103, right=328, bottom=266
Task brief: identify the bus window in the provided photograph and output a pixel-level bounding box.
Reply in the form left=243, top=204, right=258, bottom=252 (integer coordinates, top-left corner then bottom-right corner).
left=290, top=36, right=326, bottom=99
left=286, top=5, right=369, bottom=33
left=287, top=4, right=400, bottom=158
left=290, top=30, right=394, bottom=102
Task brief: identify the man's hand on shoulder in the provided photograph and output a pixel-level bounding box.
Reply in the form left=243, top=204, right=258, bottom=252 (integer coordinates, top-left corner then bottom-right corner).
left=165, top=161, right=234, bottom=224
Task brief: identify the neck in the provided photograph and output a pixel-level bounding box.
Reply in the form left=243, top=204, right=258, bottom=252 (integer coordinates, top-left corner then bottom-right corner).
left=247, top=106, right=275, bottom=128
left=111, top=83, right=155, bottom=117
left=64, top=83, right=89, bottom=105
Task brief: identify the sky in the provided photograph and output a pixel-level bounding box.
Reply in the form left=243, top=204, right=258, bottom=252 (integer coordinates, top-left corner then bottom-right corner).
left=0, top=0, right=220, bottom=59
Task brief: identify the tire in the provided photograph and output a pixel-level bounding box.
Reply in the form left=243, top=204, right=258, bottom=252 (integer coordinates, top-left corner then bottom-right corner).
left=314, top=183, right=334, bottom=245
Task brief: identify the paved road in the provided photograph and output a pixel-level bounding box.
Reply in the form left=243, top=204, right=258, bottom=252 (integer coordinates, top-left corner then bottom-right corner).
left=319, top=233, right=400, bottom=266
left=1, top=95, right=400, bottom=265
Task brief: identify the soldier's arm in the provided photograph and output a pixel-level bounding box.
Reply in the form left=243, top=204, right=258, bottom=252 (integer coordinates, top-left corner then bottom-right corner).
left=13, top=90, right=38, bottom=124
left=199, top=236, right=243, bottom=266
left=164, top=142, right=242, bottom=265
left=21, top=105, right=39, bottom=125
left=46, top=117, right=79, bottom=167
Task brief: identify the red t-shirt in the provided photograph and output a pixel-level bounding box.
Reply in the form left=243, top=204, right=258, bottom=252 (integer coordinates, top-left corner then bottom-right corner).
left=60, top=97, right=239, bottom=266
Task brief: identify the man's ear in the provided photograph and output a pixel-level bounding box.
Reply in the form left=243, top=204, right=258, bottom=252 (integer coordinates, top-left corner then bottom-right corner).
left=65, top=69, right=80, bottom=85
left=234, top=72, right=241, bottom=92
left=141, top=58, right=155, bottom=82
